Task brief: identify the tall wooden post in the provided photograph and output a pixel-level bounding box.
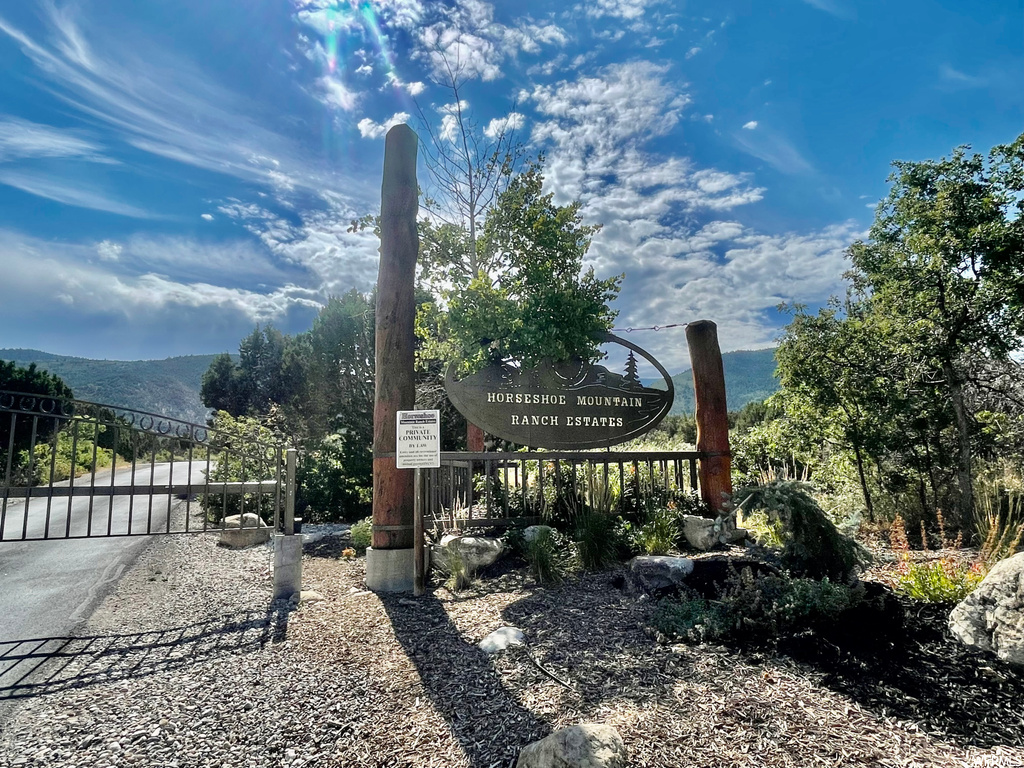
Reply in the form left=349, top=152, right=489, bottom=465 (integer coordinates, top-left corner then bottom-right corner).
left=467, top=423, right=485, bottom=452
left=372, top=125, right=418, bottom=554
left=685, top=320, right=732, bottom=514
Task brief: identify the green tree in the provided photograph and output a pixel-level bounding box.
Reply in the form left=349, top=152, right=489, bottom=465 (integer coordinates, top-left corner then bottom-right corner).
left=423, top=163, right=622, bottom=373
left=847, top=133, right=1024, bottom=521
left=0, top=361, right=73, bottom=462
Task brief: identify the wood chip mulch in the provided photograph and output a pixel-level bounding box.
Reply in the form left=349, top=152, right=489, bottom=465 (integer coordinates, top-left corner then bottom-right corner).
left=290, top=537, right=1024, bottom=768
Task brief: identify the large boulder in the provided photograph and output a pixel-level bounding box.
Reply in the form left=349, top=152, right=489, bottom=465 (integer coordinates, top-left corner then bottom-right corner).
left=219, top=513, right=271, bottom=548
left=517, top=724, right=627, bottom=768
left=949, top=552, right=1024, bottom=666
left=626, top=555, right=694, bottom=595
left=437, top=534, right=504, bottom=573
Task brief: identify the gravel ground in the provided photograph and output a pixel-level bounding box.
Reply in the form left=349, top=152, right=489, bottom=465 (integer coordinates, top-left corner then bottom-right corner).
left=1, top=525, right=1022, bottom=768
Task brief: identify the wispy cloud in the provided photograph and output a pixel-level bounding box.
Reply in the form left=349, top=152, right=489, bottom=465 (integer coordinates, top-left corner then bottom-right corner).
left=742, top=120, right=758, bottom=130
left=0, top=7, right=352, bottom=202
left=800, top=0, right=852, bottom=19
left=0, top=169, right=159, bottom=218
left=734, top=128, right=814, bottom=175
left=938, top=64, right=987, bottom=88
left=0, top=117, right=112, bottom=163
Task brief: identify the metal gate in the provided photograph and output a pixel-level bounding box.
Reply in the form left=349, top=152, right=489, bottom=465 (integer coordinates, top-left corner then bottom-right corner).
left=0, top=390, right=295, bottom=543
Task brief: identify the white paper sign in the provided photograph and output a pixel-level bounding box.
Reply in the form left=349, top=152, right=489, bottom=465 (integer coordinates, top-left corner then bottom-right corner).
left=396, top=410, right=441, bottom=469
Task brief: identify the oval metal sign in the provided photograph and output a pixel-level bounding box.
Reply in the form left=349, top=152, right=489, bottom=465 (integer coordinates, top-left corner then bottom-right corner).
left=445, top=333, right=675, bottom=449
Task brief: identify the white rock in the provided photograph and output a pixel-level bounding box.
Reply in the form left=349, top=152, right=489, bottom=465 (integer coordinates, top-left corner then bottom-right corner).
left=478, top=626, right=526, bottom=654
left=523, top=525, right=556, bottom=543
left=517, top=724, right=627, bottom=768
left=950, top=551, right=1024, bottom=666
left=438, top=535, right=504, bottom=572
left=681, top=515, right=719, bottom=551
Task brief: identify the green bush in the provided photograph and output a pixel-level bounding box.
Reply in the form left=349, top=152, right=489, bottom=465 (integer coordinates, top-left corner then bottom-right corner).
left=298, top=432, right=372, bottom=523
left=654, top=572, right=860, bottom=644
left=349, top=517, right=372, bottom=553
left=199, top=411, right=286, bottom=525
left=734, top=481, right=870, bottom=582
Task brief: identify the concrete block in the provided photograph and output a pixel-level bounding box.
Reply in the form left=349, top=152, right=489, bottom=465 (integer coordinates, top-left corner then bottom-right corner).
left=365, top=547, right=414, bottom=593
left=273, top=534, right=304, bottom=600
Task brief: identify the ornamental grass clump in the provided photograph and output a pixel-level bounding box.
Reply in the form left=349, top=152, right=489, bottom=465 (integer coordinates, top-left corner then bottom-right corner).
left=524, top=527, right=568, bottom=586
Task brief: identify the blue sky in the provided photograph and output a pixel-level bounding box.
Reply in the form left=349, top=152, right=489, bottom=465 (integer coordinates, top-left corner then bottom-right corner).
left=0, top=0, right=1020, bottom=373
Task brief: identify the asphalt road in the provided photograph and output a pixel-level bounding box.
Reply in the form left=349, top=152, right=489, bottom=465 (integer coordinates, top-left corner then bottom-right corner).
left=0, top=461, right=207, bottom=713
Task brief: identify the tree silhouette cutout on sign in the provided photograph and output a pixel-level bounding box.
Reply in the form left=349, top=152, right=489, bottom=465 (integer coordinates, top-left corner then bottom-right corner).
left=623, top=351, right=641, bottom=389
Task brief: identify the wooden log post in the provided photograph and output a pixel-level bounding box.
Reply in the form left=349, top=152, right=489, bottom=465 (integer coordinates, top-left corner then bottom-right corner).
left=685, top=320, right=732, bottom=514
left=372, top=125, right=418, bottom=555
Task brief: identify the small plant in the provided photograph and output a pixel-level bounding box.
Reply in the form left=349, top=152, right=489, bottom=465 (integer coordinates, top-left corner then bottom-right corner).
left=567, top=466, right=622, bottom=571
left=638, top=505, right=678, bottom=555
left=975, top=477, right=1024, bottom=571
left=436, top=545, right=472, bottom=591
left=349, top=517, right=372, bottom=553
left=525, top=527, right=566, bottom=585
left=889, top=515, right=981, bottom=602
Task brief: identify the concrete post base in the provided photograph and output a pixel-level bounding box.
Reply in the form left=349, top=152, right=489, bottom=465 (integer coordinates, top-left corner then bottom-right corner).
left=273, top=533, right=303, bottom=600
left=365, top=547, right=414, bottom=593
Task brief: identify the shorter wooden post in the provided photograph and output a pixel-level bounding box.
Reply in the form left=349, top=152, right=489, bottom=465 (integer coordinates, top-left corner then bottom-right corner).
left=685, top=320, right=732, bottom=513
left=414, top=468, right=425, bottom=596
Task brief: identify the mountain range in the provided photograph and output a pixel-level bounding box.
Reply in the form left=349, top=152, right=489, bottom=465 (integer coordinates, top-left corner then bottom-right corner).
left=1, top=346, right=779, bottom=424
left=0, top=349, right=221, bottom=424
left=648, top=347, right=779, bottom=415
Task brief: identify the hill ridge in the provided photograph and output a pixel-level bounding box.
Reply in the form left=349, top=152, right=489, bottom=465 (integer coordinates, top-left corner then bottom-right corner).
left=0, top=348, right=223, bottom=424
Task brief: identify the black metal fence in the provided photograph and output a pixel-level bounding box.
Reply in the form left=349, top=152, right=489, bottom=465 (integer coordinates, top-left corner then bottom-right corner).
left=0, top=390, right=295, bottom=542
left=424, top=450, right=702, bottom=531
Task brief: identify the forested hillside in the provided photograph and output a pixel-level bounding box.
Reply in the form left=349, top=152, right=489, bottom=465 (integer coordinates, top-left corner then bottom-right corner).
left=651, top=347, right=779, bottom=415
left=0, top=349, right=221, bottom=423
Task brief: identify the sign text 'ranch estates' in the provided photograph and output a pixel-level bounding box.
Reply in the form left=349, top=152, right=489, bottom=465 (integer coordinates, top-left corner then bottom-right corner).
left=445, top=334, right=675, bottom=450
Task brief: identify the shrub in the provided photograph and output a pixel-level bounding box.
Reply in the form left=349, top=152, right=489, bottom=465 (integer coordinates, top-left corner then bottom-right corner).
left=298, top=432, right=372, bottom=523
left=654, top=571, right=860, bottom=644
left=349, top=517, right=372, bottom=553
left=734, top=481, right=870, bottom=582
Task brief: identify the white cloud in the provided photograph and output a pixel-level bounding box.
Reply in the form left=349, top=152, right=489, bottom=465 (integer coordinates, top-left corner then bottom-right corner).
left=483, top=112, right=525, bottom=138
left=96, top=240, right=122, bottom=261
left=582, top=0, right=663, bottom=21
left=318, top=76, right=359, bottom=111
left=201, top=213, right=214, bottom=221
left=0, top=7, right=357, bottom=202
left=742, top=120, right=758, bottom=130
left=800, top=0, right=852, bottom=18
left=734, top=129, right=814, bottom=175
left=355, top=64, right=373, bottom=76
left=0, top=169, right=160, bottom=218
left=0, top=117, right=112, bottom=163
left=685, top=47, right=701, bottom=59
left=357, top=112, right=412, bottom=139
left=939, top=64, right=987, bottom=88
